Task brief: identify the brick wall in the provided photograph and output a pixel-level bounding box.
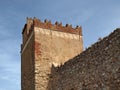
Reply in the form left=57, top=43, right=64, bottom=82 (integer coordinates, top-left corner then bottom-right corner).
left=50, top=28, right=120, bottom=90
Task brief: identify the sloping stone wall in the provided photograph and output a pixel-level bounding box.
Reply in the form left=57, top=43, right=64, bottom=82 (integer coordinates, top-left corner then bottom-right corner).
left=50, top=28, right=120, bottom=90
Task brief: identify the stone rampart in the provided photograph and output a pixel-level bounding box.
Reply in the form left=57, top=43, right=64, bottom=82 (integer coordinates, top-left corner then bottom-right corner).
left=50, top=28, right=120, bottom=90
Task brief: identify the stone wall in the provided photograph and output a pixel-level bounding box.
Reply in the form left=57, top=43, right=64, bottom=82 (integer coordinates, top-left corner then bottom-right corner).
left=50, top=28, right=120, bottom=90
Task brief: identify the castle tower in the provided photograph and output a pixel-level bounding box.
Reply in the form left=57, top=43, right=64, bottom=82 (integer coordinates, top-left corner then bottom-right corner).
left=21, top=17, right=83, bottom=90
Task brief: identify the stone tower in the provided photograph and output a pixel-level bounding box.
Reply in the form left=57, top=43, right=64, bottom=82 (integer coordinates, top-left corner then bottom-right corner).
left=21, top=17, right=83, bottom=90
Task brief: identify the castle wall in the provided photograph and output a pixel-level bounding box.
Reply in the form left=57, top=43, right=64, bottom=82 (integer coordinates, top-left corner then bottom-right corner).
left=34, top=27, right=83, bottom=90
left=50, top=29, right=120, bottom=90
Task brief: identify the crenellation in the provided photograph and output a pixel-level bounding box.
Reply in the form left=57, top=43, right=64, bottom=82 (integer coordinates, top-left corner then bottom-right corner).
left=33, top=17, right=82, bottom=34
left=55, top=21, right=58, bottom=25
left=21, top=17, right=82, bottom=51
left=44, top=19, right=51, bottom=24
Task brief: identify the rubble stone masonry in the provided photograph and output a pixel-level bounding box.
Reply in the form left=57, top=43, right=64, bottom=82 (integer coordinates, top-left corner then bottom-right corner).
left=50, top=28, right=120, bottom=90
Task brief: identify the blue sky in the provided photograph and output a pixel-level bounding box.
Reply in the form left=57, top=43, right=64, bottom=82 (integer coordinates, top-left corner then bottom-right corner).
left=0, top=0, right=120, bottom=90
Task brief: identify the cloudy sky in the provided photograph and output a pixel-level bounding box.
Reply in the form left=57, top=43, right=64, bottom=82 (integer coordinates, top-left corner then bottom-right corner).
left=0, top=0, right=120, bottom=90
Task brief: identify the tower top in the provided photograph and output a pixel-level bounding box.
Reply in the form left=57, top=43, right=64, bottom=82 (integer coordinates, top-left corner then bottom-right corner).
left=22, top=17, right=82, bottom=35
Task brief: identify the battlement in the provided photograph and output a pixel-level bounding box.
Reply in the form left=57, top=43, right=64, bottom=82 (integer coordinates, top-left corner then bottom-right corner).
left=22, top=17, right=82, bottom=35
left=21, top=17, right=83, bottom=52
left=33, top=17, right=82, bottom=35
